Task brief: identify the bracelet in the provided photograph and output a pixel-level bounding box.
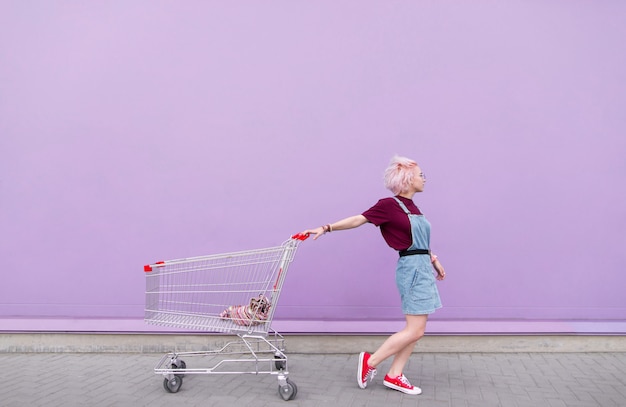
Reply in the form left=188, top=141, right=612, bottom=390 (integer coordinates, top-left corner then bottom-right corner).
left=322, top=224, right=332, bottom=234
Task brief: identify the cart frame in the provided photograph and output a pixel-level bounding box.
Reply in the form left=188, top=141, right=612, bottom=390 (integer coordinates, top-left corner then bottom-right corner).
left=143, top=233, right=308, bottom=401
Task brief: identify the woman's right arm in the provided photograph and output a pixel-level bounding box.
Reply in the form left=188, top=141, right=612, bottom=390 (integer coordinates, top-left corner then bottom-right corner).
left=303, top=214, right=368, bottom=240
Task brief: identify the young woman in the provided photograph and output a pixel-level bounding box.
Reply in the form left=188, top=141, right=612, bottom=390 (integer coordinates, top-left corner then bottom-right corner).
left=302, top=155, right=446, bottom=395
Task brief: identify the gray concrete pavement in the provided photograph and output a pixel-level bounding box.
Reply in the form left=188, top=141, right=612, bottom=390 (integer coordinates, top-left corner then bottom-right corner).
left=2, top=350, right=625, bottom=407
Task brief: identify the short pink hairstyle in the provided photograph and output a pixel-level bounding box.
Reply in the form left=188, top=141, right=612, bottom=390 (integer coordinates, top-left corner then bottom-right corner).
left=383, top=155, right=418, bottom=195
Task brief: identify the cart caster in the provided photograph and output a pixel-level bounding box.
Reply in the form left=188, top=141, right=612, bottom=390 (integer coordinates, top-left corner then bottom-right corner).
left=278, top=379, right=297, bottom=401
left=172, top=360, right=186, bottom=377
left=163, top=376, right=183, bottom=393
left=274, top=355, right=287, bottom=370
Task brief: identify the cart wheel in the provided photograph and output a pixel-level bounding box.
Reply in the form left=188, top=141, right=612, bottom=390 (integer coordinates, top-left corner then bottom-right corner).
left=278, top=379, right=297, bottom=401
left=172, top=360, right=186, bottom=378
left=274, top=355, right=287, bottom=370
left=163, top=376, right=183, bottom=393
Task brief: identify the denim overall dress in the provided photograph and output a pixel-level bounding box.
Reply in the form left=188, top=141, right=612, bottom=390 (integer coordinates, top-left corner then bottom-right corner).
left=394, top=197, right=442, bottom=315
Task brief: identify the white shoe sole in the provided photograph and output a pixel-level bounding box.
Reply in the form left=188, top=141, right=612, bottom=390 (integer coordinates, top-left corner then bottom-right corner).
left=357, top=352, right=368, bottom=389
left=383, top=380, right=422, bottom=395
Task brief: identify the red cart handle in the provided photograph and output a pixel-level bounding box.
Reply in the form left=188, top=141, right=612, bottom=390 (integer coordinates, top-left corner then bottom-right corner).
left=144, top=261, right=165, bottom=272
left=291, top=232, right=310, bottom=241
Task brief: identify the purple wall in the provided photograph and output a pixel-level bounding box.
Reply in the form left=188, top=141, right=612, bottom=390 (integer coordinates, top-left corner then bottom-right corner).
left=1, top=1, right=625, bottom=333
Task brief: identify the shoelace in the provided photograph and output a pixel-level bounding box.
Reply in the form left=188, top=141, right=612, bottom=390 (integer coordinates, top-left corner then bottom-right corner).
left=397, top=374, right=412, bottom=387
left=366, top=366, right=377, bottom=381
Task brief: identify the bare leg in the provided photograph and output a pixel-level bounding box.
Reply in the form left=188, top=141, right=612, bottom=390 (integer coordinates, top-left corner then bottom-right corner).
left=368, top=314, right=428, bottom=376
left=387, top=339, right=419, bottom=378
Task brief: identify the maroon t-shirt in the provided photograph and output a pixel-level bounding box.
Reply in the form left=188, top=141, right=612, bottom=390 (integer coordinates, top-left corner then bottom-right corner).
left=362, top=196, right=423, bottom=251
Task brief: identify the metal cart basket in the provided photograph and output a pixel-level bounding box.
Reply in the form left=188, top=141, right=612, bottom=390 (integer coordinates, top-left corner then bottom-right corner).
left=143, top=233, right=308, bottom=401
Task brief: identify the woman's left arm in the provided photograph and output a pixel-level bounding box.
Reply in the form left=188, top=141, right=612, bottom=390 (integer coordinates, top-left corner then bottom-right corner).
left=303, top=214, right=368, bottom=240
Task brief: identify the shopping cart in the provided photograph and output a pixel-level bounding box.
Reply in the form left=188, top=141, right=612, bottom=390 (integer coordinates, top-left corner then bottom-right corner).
left=143, top=233, right=309, bottom=401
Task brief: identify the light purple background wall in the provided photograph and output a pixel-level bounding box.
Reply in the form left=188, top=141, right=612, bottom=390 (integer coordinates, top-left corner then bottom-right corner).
left=1, top=1, right=625, bottom=333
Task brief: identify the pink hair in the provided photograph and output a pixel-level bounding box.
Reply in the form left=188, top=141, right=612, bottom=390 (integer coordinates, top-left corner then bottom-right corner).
left=383, top=155, right=418, bottom=195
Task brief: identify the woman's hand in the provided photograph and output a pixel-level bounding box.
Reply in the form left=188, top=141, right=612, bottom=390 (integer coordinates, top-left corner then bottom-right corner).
left=433, top=259, right=446, bottom=281
left=302, top=226, right=326, bottom=240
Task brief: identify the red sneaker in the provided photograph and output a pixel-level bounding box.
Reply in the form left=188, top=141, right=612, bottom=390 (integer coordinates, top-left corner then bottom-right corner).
left=357, top=352, right=377, bottom=389
left=383, top=374, right=422, bottom=395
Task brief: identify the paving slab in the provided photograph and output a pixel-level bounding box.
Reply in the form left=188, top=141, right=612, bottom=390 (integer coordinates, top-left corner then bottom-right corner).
left=2, top=351, right=625, bottom=407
